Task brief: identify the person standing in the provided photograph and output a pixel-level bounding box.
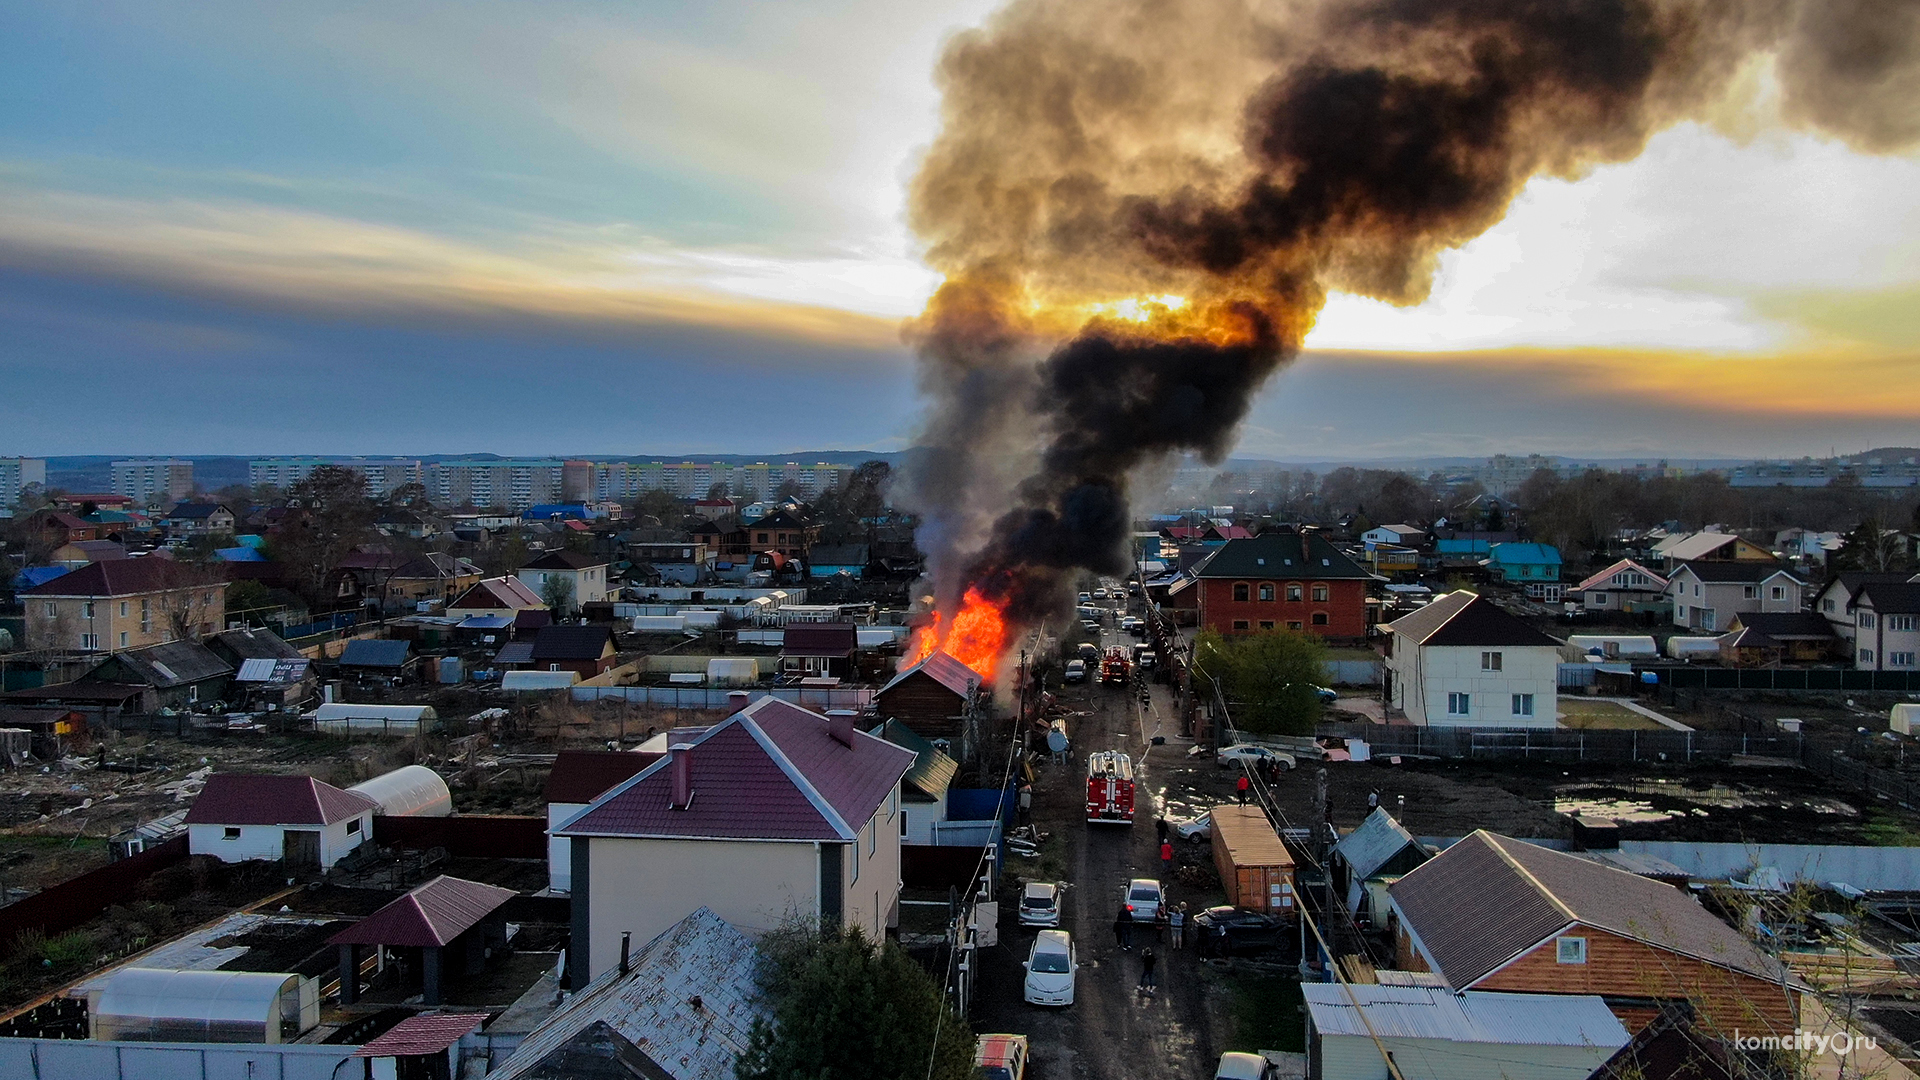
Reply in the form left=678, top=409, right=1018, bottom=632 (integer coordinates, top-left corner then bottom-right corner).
left=1169, top=903, right=1187, bottom=951
left=1236, top=773, right=1250, bottom=805
left=1368, top=789, right=1380, bottom=811
left=1139, top=947, right=1158, bottom=994
left=1155, top=816, right=1169, bottom=844
left=1114, top=904, right=1134, bottom=951
left=1160, top=839, right=1175, bottom=881
left=1018, top=784, right=1033, bottom=826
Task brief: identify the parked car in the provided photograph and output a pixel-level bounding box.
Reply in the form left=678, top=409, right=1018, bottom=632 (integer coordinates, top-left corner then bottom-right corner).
left=1093, top=588, right=1109, bottom=600
left=1192, top=906, right=1287, bottom=958
left=1170, top=810, right=1212, bottom=842
left=1023, top=930, right=1078, bottom=1006
left=1124, top=877, right=1163, bottom=922
left=1214, top=1051, right=1283, bottom=1080
left=1216, top=745, right=1297, bottom=771
left=977, top=1034, right=1030, bottom=1080
left=1082, top=620, right=1102, bottom=635
left=1077, top=592, right=1092, bottom=603
left=1064, top=659, right=1088, bottom=684
left=1019, top=881, right=1062, bottom=927
left=1313, top=685, right=1339, bottom=704
left=1137, top=650, right=1157, bottom=671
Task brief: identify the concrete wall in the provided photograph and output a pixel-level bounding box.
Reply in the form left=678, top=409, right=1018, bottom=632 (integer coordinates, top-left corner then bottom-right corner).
left=1314, top=1031, right=1611, bottom=1080
left=1623, top=840, right=1920, bottom=892
left=1390, top=644, right=1556, bottom=727
left=583, top=835, right=820, bottom=979
left=0, top=1036, right=355, bottom=1079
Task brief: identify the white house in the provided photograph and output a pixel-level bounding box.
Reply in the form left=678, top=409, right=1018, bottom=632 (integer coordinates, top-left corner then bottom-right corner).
left=541, top=749, right=660, bottom=893
left=1572, top=558, right=1667, bottom=614
left=516, top=550, right=613, bottom=612
left=1850, top=580, right=1920, bottom=671
left=554, top=697, right=914, bottom=985
left=1360, top=524, right=1427, bottom=549
left=1664, top=561, right=1803, bottom=632
left=1815, top=571, right=1920, bottom=662
left=1382, top=591, right=1560, bottom=727
left=184, top=773, right=376, bottom=871
left=871, top=718, right=962, bottom=846
left=1302, top=983, right=1628, bottom=1080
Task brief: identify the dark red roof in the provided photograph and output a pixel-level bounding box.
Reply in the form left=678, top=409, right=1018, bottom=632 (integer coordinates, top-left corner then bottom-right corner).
left=544, top=750, right=663, bottom=805
left=530, top=624, right=613, bottom=661
left=21, top=558, right=222, bottom=597
left=780, top=622, right=858, bottom=658
left=521, top=549, right=606, bottom=571
left=557, top=698, right=914, bottom=843
left=351, top=1013, right=488, bottom=1058
left=330, top=875, right=516, bottom=948
left=878, top=652, right=980, bottom=698
left=448, top=577, right=545, bottom=611
left=186, top=773, right=376, bottom=826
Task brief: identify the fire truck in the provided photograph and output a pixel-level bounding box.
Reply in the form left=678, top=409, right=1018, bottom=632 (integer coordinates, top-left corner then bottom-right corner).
left=1086, top=750, right=1135, bottom=824
left=1100, top=646, right=1131, bottom=684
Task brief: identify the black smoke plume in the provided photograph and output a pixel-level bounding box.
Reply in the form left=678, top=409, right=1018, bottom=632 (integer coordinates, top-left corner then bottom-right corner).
left=900, top=0, right=1920, bottom=635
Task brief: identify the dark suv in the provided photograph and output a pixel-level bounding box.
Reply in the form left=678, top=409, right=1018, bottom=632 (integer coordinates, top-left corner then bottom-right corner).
left=1191, top=906, right=1287, bottom=958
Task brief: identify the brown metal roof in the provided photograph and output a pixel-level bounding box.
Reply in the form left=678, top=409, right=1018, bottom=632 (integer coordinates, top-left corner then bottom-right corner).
left=544, top=750, right=664, bottom=805
left=1389, top=831, right=1785, bottom=988
left=780, top=622, right=857, bottom=658
left=186, top=773, right=377, bottom=826
left=449, top=576, right=545, bottom=611
left=878, top=651, right=980, bottom=698
left=21, top=558, right=222, bottom=598
left=1381, top=591, right=1561, bottom=648
left=530, top=624, right=614, bottom=661
left=330, top=875, right=516, bottom=948
left=351, top=1012, right=488, bottom=1058
left=520, top=549, right=607, bottom=571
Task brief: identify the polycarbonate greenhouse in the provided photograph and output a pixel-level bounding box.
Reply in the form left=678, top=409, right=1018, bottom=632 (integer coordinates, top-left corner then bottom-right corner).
left=90, top=968, right=301, bottom=1043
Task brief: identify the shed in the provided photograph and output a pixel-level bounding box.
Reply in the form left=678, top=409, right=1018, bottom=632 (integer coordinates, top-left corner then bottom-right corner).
left=186, top=773, right=377, bottom=870
left=875, top=652, right=981, bottom=738
left=1303, top=983, right=1628, bottom=1080
left=338, top=638, right=412, bottom=679
left=85, top=640, right=235, bottom=712
left=870, top=718, right=959, bottom=846
left=1210, top=805, right=1296, bottom=915
left=331, top=875, right=516, bottom=1007
left=1893, top=704, right=1920, bottom=736
left=89, top=968, right=309, bottom=1044
left=348, top=765, right=453, bottom=817
left=352, top=1012, right=487, bottom=1075
left=780, top=621, right=858, bottom=678
left=1332, top=808, right=1428, bottom=918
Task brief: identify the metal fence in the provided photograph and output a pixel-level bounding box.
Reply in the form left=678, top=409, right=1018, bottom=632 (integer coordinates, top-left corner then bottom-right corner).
left=0, top=836, right=187, bottom=945
left=1649, top=666, right=1920, bottom=692
left=571, top=686, right=875, bottom=710
left=1317, top=722, right=1807, bottom=764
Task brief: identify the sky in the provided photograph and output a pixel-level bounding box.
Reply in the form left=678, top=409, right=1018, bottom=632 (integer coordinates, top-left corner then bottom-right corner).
left=2, top=0, right=1918, bottom=461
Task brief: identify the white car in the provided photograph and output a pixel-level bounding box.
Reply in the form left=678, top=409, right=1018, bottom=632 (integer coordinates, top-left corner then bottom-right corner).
left=1092, top=588, right=1109, bottom=600
left=1125, top=877, right=1163, bottom=923
left=1215, top=1052, right=1282, bottom=1080
left=1023, top=929, right=1078, bottom=1006
left=1170, top=811, right=1212, bottom=842
left=1019, top=881, right=1062, bottom=927
left=1217, top=744, right=1297, bottom=771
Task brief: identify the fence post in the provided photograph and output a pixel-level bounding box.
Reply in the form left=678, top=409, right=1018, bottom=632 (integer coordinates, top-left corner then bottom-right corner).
left=1686, top=731, right=1693, bottom=763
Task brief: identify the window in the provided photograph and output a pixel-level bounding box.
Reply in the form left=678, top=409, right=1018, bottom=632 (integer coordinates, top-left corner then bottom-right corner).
left=1556, top=937, right=1588, bottom=964
left=1259, top=620, right=1275, bottom=630
left=1287, top=621, right=1303, bottom=631
left=549, top=663, right=561, bottom=672
left=1233, top=583, right=1250, bottom=602
left=1743, top=586, right=1757, bottom=600
left=1446, top=693, right=1470, bottom=716
left=80, top=633, right=98, bottom=650
left=851, top=833, right=861, bottom=883
left=1312, top=584, right=1330, bottom=602
left=1676, top=605, right=1688, bottom=621
left=82, top=601, right=95, bottom=619
left=900, top=810, right=909, bottom=838
left=868, top=820, right=877, bottom=855
left=140, top=598, right=152, bottom=633
left=1258, top=583, right=1275, bottom=602
left=1890, top=652, right=1917, bottom=668
left=1232, top=620, right=1250, bottom=631
left=1311, top=612, right=1328, bottom=626
left=1481, top=652, right=1503, bottom=672
left=347, top=817, right=362, bottom=835
left=119, top=601, right=129, bottom=617
left=1823, top=598, right=1836, bottom=613
left=1861, top=613, right=1878, bottom=629
left=1286, top=583, right=1302, bottom=602
left=1700, top=609, right=1716, bottom=631
left=223, top=827, right=241, bottom=840
left=44, top=602, right=56, bottom=618
left=1513, top=693, right=1535, bottom=717
left=1891, top=615, right=1918, bottom=632
left=1771, top=587, right=1787, bottom=602
left=1861, top=649, right=1876, bottom=664
left=1694, top=584, right=1701, bottom=597
left=119, top=632, right=129, bottom=649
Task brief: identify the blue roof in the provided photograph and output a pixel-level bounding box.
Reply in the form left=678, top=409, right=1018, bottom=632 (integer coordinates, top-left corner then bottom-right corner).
left=13, top=566, right=71, bottom=590
left=1436, top=539, right=1493, bottom=555
left=215, top=546, right=267, bottom=562
left=1488, top=543, right=1561, bottom=565
left=458, top=615, right=515, bottom=629
left=236, top=534, right=267, bottom=549
left=339, top=639, right=411, bottom=668
left=524, top=504, right=589, bottom=520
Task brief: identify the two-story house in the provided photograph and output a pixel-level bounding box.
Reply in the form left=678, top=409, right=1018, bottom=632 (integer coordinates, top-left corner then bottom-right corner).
left=516, top=550, right=613, bottom=614
left=21, top=559, right=228, bottom=652
left=1485, top=543, right=1563, bottom=600
left=1813, top=571, right=1918, bottom=663
left=161, top=502, right=237, bottom=537
left=1849, top=581, right=1920, bottom=671
left=1382, top=590, right=1560, bottom=727
left=1192, top=528, right=1374, bottom=641
left=741, top=508, right=820, bottom=563
left=1652, top=531, right=1775, bottom=573
left=554, top=696, right=914, bottom=985
left=1665, top=561, right=1804, bottom=632
left=1574, top=559, right=1668, bottom=614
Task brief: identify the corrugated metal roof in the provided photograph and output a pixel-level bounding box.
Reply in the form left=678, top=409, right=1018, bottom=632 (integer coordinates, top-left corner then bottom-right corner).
left=871, top=719, right=958, bottom=802
left=878, top=651, right=980, bottom=698
left=1301, top=984, right=1628, bottom=1048
left=339, top=639, right=411, bottom=668
left=1333, top=808, right=1425, bottom=881
left=108, top=641, right=234, bottom=688
left=490, top=907, right=766, bottom=1080
left=544, top=750, right=663, bottom=805
left=530, top=625, right=613, bottom=661
left=352, top=1012, right=488, bottom=1058
left=186, top=773, right=376, bottom=826
left=330, top=875, right=515, bottom=947
left=1380, top=592, right=1562, bottom=648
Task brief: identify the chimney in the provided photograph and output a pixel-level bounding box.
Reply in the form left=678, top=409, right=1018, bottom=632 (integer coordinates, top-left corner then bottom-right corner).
left=669, top=744, right=695, bottom=809
left=827, top=709, right=856, bottom=748
left=727, top=690, right=751, bottom=714
left=619, top=931, right=631, bottom=975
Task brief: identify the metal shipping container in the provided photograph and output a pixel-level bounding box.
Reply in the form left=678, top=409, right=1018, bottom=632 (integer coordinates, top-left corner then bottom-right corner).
left=1210, top=805, right=1296, bottom=916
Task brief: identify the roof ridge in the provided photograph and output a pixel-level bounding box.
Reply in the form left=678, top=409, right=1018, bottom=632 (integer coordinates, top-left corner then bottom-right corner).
left=1480, top=833, right=1577, bottom=925
left=739, top=700, right=855, bottom=840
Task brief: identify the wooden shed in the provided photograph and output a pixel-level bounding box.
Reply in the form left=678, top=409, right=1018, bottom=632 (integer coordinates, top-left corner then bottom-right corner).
left=874, top=652, right=981, bottom=738
left=1210, top=805, right=1296, bottom=917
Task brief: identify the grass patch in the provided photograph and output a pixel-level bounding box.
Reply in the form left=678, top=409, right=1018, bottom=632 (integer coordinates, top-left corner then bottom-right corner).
left=1861, top=810, right=1920, bottom=847
left=1224, top=972, right=1305, bottom=1054
left=1556, top=698, right=1664, bottom=731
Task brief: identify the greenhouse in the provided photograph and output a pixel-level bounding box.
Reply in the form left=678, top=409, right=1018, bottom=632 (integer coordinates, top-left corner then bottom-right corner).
left=89, top=968, right=307, bottom=1044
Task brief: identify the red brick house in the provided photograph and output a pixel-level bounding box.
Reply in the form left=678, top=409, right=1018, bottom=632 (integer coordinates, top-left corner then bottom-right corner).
left=1193, top=528, right=1374, bottom=641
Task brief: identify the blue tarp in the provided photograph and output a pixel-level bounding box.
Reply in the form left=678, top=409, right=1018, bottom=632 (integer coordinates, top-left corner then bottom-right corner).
left=13, top=566, right=71, bottom=590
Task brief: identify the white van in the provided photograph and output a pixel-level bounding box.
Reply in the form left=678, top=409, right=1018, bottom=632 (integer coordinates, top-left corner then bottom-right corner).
left=1022, top=930, right=1078, bottom=1006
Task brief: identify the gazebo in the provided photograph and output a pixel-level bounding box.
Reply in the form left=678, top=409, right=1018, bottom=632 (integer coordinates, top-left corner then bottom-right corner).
left=331, top=876, right=515, bottom=1007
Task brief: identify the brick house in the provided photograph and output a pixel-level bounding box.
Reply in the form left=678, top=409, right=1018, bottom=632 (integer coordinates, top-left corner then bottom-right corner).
left=1192, top=528, right=1374, bottom=640
left=22, top=559, right=228, bottom=653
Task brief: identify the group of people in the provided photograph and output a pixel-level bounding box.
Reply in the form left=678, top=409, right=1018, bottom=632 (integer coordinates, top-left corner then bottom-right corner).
left=1112, top=900, right=1189, bottom=995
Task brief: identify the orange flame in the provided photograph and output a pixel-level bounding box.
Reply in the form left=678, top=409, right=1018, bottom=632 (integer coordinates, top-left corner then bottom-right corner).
left=906, top=586, right=1007, bottom=680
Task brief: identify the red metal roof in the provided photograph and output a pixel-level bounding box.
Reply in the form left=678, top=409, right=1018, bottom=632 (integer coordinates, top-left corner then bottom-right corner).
left=21, top=558, right=221, bottom=597
left=557, top=698, right=913, bottom=843
left=780, top=622, right=857, bottom=657
left=330, top=875, right=516, bottom=948
left=543, top=750, right=664, bottom=805
left=351, top=1012, right=488, bottom=1058
left=185, top=773, right=377, bottom=826
left=448, top=576, right=545, bottom=611
left=878, top=651, right=980, bottom=698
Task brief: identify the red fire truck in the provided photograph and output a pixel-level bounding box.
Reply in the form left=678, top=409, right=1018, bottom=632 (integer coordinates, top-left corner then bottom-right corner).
left=1100, top=646, right=1131, bottom=684
left=1086, top=750, right=1135, bottom=824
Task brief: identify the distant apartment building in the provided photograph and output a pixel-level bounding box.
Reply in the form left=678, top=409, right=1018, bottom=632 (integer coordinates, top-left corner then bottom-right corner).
left=425, top=459, right=587, bottom=511
left=592, top=460, right=855, bottom=501
left=111, top=459, right=194, bottom=506
left=1729, top=453, right=1920, bottom=488
left=0, top=457, right=47, bottom=507
left=249, top=457, right=423, bottom=496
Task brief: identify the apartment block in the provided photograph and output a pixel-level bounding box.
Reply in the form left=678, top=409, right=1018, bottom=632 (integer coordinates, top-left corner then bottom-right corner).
left=111, top=459, right=194, bottom=506
left=424, top=460, right=568, bottom=511
left=249, top=457, right=423, bottom=497
left=591, top=460, right=855, bottom=502
left=0, top=457, right=47, bottom=507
